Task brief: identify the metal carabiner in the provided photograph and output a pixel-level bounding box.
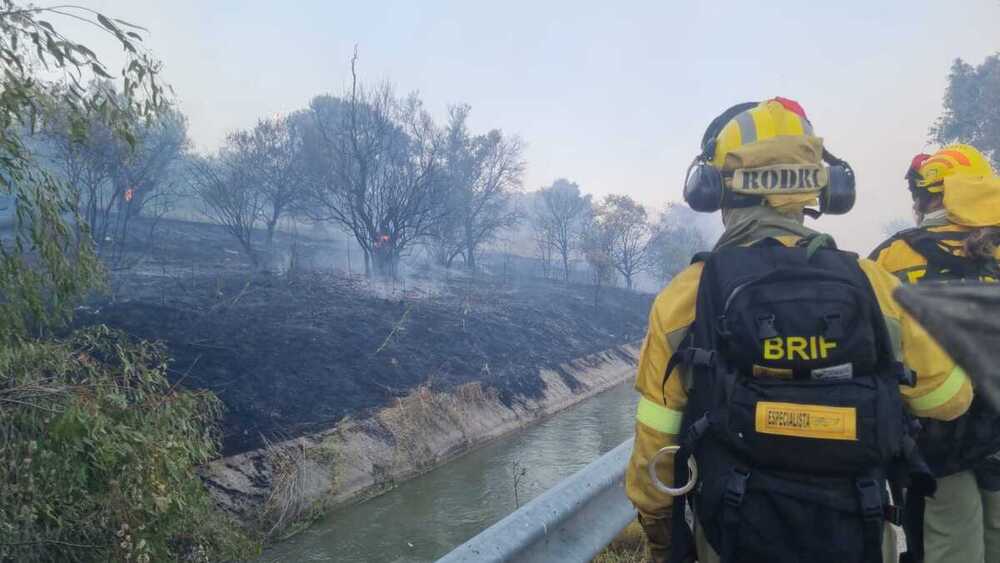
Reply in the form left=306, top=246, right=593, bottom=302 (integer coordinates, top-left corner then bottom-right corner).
left=648, top=445, right=698, bottom=497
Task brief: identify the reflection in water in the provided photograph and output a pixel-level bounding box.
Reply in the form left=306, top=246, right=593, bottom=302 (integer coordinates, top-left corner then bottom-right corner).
left=261, top=381, right=638, bottom=562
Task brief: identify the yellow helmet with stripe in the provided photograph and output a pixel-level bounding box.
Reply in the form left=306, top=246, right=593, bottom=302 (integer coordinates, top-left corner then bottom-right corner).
left=710, top=97, right=815, bottom=168
left=916, top=144, right=995, bottom=192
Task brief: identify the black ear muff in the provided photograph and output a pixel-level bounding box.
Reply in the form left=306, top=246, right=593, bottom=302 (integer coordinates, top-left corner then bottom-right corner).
left=684, top=101, right=760, bottom=214
left=820, top=164, right=856, bottom=215
left=684, top=158, right=724, bottom=212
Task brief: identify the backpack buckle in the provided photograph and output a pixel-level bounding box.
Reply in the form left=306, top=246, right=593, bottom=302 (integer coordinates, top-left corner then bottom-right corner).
left=683, top=413, right=712, bottom=447
left=822, top=313, right=844, bottom=339
left=724, top=468, right=750, bottom=508
left=716, top=315, right=732, bottom=338
left=689, top=348, right=716, bottom=367
left=894, top=362, right=916, bottom=387
left=756, top=314, right=779, bottom=340
left=884, top=504, right=903, bottom=526
left=856, top=478, right=883, bottom=521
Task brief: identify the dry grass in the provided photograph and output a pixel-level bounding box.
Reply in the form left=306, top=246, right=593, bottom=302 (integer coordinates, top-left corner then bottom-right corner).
left=381, top=380, right=502, bottom=465
left=592, top=520, right=650, bottom=563
left=259, top=436, right=314, bottom=539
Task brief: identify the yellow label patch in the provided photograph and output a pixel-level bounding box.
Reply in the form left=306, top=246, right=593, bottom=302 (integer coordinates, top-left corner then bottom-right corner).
left=755, top=401, right=857, bottom=441
left=728, top=164, right=829, bottom=194
left=752, top=365, right=793, bottom=379
left=762, top=336, right=837, bottom=361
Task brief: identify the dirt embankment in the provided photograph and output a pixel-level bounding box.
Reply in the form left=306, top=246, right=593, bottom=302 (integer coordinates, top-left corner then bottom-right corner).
left=200, top=343, right=638, bottom=532
left=80, top=223, right=651, bottom=456
left=72, top=216, right=653, bottom=530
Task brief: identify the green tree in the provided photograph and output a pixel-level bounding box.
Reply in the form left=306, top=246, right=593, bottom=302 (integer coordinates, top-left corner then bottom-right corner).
left=0, top=5, right=256, bottom=561
left=647, top=203, right=708, bottom=282
left=932, top=54, right=1000, bottom=168
left=0, top=1, right=164, bottom=341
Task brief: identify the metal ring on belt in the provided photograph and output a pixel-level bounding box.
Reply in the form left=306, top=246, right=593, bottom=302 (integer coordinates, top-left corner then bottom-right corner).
left=649, top=445, right=698, bottom=496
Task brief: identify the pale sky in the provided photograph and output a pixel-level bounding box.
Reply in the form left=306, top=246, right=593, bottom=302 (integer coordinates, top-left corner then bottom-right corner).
left=65, top=0, right=1000, bottom=252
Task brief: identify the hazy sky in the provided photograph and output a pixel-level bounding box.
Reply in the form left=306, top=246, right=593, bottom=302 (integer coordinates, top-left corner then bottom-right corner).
left=67, top=0, right=1000, bottom=252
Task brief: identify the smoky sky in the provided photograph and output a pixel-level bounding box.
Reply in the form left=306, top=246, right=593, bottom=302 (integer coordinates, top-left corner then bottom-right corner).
left=64, top=0, right=1000, bottom=252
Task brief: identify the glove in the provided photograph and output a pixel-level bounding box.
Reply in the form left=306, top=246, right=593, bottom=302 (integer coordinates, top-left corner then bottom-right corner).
left=638, top=512, right=672, bottom=563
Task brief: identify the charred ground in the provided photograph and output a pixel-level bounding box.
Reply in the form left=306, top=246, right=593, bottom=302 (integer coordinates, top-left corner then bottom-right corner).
left=76, top=217, right=652, bottom=455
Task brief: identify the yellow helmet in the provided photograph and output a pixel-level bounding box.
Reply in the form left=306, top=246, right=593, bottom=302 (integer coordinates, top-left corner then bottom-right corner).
left=915, top=144, right=995, bottom=192
left=710, top=97, right=815, bottom=168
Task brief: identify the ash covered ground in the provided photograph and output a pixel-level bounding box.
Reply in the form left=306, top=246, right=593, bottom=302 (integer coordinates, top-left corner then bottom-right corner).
left=76, top=217, right=653, bottom=455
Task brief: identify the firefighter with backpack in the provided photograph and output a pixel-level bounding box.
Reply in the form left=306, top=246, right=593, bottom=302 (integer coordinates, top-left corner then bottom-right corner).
left=871, top=145, right=1000, bottom=563
left=625, top=98, right=973, bottom=563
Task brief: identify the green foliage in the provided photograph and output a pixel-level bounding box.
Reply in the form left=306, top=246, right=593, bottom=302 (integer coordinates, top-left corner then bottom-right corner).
left=932, top=54, right=1000, bottom=168
left=0, top=325, right=258, bottom=562
left=0, top=1, right=167, bottom=342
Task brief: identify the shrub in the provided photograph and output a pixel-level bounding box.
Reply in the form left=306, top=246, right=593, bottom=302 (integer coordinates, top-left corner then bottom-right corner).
left=0, top=325, right=257, bottom=562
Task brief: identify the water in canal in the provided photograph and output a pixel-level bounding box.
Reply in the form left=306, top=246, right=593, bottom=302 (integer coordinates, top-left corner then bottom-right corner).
left=261, top=381, right=638, bottom=562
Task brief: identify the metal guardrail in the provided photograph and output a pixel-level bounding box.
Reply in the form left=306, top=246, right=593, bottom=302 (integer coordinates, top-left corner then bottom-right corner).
left=438, top=438, right=636, bottom=563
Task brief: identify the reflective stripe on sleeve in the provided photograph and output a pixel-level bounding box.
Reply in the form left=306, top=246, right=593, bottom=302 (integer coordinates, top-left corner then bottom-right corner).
left=636, top=396, right=682, bottom=434
left=911, top=365, right=968, bottom=413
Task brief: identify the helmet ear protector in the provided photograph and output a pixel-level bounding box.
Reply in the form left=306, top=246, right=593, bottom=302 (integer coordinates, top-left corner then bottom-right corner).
left=683, top=102, right=857, bottom=217
left=817, top=148, right=856, bottom=216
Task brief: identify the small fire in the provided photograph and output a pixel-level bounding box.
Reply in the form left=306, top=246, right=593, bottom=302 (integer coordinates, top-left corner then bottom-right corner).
left=124, top=188, right=135, bottom=202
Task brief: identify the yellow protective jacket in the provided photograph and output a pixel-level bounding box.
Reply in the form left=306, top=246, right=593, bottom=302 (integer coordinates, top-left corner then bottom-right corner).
left=626, top=232, right=974, bottom=520
left=870, top=221, right=1000, bottom=284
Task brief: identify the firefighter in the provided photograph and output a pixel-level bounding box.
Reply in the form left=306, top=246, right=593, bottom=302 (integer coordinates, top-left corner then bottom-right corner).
left=626, top=98, right=973, bottom=563
left=871, top=145, right=1000, bottom=563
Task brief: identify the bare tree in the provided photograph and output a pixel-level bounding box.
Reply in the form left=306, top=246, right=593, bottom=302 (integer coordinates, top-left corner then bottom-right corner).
left=581, top=215, right=616, bottom=304
left=532, top=218, right=555, bottom=279
left=227, top=114, right=309, bottom=249
left=188, top=154, right=264, bottom=268
left=305, top=56, right=446, bottom=278
left=433, top=104, right=524, bottom=271
left=40, top=97, right=188, bottom=257
left=596, top=194, right=651, bottom=290
left=533, top=179, right=590, bottom=281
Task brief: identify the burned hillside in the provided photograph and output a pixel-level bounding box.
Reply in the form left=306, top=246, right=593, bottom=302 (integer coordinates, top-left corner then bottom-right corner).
left=77, top=217, right=652, bottom=455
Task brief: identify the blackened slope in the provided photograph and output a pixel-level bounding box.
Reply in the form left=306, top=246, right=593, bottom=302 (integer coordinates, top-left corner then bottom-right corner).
left=82, top=274, right=650, bottom=455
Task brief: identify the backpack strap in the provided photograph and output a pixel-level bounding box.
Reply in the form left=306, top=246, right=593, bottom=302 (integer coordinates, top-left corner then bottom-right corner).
left=898, top=228, right=997, bottom=280
left=796, top=233, right=838, bottom=261
left=690, top=251, right=712, bottom=264
left=868, top=227, right=922, bottom=261
left=855, top=477, right=886, bottom=563
left=898, top=431, right=936, bottom=563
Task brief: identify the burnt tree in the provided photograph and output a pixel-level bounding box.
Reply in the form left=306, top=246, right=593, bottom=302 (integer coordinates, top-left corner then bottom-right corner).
left=306, top=57, right=445, bottom=278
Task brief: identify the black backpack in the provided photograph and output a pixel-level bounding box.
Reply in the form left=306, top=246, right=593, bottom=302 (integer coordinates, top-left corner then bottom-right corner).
left=871, top=228, right=1000, bottom=478
left=667, top=237, right=932, bottom=563
left=871, top=228, right=1000, bottom=283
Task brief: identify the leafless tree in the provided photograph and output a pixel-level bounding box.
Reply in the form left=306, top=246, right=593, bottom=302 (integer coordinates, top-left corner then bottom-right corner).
left=596, top=194, right=651, bottom=290
left=432, top=104, right=524, bottom=271
left=305, top=55, right=446, bottom=278
left=227, top=114, right=309, bottom=249
left=40, top=97, right=188, bottom=259
left=187, top=153, right=264, bottom=268
left=532, top=219, right=555, bottom=279
left=533, top=179, right=591, bottom=281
